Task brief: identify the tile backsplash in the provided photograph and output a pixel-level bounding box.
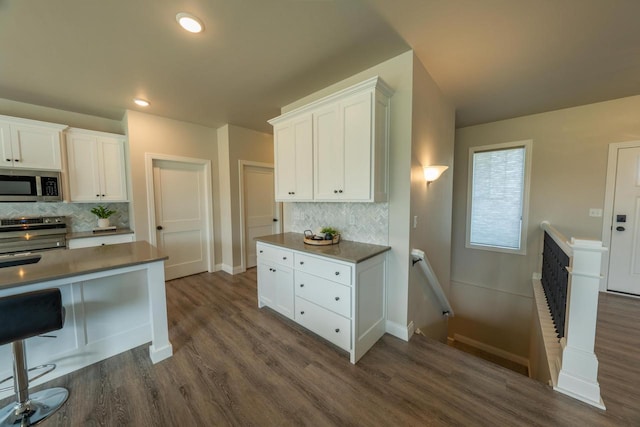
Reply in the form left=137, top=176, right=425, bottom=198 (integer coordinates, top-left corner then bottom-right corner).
left=288, top=202, right=389, bottom=245
left=0, top=202, right=130, bottom=232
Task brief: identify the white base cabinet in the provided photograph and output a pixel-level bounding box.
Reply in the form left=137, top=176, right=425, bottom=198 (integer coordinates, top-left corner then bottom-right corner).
left=257, top=242, right=386, bottom=363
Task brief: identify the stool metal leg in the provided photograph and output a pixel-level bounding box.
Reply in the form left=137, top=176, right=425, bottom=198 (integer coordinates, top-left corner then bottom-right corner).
left=0, top=340, right=68, bottom=426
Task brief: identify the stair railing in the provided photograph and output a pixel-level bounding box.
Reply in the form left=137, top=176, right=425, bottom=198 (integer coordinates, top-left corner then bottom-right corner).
left=531, top=221, right=607, bottom=409
left=411, top=249, right=454, bottom=317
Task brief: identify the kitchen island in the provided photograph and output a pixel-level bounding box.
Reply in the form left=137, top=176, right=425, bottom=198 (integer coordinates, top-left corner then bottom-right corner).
left=255, top=233, right=391, bottom=363
left=0, top=241, right=172, bottom=399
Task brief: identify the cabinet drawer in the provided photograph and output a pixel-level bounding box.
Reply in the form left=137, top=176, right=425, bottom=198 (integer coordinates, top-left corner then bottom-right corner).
left=68, top=233, right=134, bottom=249
left=295, top=297, right=351, bottom=351
left=295, top=271, right=351, bottom=318
left=294, top=253, right=351, bottom=286
left=256, top=243, right=293, bottom=268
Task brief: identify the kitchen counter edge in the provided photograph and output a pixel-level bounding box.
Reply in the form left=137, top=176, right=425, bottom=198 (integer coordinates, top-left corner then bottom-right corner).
left=0, top=241, right=167, bottom=290
left=255, top=232, right=391, bottom=264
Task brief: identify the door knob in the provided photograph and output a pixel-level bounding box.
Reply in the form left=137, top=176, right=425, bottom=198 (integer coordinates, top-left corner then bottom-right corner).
left=616, top=226, right=625, bottom=231
left=157, top=225, right=163, bottom=230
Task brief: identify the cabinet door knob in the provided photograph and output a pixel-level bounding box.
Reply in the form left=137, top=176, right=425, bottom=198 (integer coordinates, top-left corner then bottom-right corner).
left=282, top=256, right=287, bottom=260
left=157, top=225, right=163, bottom=230
left=96, top=194, right=100, bottom=197
left=259, top=250, right=263, bottom=253
left=300, top=284, right=304, bottom=287
left=5, top=158, right=10, bottom=162
left=101, top=194, right=105, bottom=197
left=299, top=261, right=304, bottom=265
left=334, top=190, right=338, bottom=194
left=335, top=272, right=340, bottom=276
left=14, top=159, right=19, bottom=162
left=335, top=296, right=340, bottom=301
left=291, top=191, right=295, bottom=195
left=300, top=311, right=305, bottom=315
left=338, top=190, right=343, bottom=193
left=335, top=328, right=340, bottom=333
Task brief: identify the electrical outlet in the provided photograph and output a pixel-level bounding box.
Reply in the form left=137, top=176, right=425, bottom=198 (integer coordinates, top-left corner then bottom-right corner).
left=589, top=208, right=603, bottom=218
left=413, top=215, right=418, bottom=228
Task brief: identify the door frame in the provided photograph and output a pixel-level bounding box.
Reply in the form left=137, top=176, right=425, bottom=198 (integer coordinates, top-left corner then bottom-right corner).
left=601, top=140, right=640, bottom=291
left=238, top=160, right=282, bottom=272
left=144, top=152, right=215, bottom=273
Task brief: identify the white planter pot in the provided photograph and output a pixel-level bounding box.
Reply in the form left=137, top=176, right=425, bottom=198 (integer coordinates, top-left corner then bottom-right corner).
left=98, top=218, right=110, bottom=228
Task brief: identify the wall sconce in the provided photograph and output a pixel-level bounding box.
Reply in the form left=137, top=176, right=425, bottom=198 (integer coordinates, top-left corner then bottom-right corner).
left=423, top=165, right=449, bottom=184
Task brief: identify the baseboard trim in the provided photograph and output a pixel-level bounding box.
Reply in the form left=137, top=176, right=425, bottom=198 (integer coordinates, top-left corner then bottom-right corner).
left=385, top=320, right=409, bottom=341
left=220, top=264, right=245, bottom=275
left=451, top=333, right=529, bottom=367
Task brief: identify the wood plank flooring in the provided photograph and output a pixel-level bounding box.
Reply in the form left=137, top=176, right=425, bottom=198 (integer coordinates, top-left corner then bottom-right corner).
left=2, top=269, right=638, bottom=426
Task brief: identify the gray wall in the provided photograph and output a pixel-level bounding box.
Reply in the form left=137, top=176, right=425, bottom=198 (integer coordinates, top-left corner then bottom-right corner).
left=451, top=94, right=640, bottom=359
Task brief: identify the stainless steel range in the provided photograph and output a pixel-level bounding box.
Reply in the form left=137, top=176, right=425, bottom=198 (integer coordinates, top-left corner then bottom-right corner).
left=0, top=216, right=67, bottom=255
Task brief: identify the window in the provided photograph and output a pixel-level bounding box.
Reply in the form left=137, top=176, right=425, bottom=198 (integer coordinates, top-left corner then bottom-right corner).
left=466, top=140, right=532, bottom=254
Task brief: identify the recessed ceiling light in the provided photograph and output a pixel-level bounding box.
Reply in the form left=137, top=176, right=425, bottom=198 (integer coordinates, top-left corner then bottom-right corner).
left=134, top=98, right=150, bottom=107
left=176, top=12, right=204, bottom=33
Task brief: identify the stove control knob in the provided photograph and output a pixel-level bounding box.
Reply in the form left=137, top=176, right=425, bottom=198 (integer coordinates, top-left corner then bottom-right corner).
left=43, top=218, right=51, bottom=223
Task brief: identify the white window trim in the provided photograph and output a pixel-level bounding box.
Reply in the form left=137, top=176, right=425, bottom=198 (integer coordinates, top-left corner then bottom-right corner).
left=465, top=139, right=533, bottom=255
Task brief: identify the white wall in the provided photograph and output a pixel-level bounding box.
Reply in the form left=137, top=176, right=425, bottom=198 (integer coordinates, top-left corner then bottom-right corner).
left=407, top=55, right=455, bottom=342
left=280, top=50, right=416, bottom=337
left=217, top=124, right=274, bottom=273
left=451, top=94, right=640, bottom=359
left=125, top=110, right=221, bottom=263
left=280, top=50, right=455, bottom=341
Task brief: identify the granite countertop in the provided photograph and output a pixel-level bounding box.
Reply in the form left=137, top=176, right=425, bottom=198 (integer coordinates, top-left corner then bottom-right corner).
left=0, top=241, right=167, bottom=290
left=67, top=228, right=134, bottom=240
left=255, top=232, right=391, bottom=263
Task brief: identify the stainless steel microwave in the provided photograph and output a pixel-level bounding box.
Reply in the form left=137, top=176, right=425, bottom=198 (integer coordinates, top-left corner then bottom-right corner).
left=0, top=169, right=62, bottom=202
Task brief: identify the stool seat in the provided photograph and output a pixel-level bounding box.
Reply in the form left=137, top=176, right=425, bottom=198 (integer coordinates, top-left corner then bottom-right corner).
left=0, top=288, right=68, bottom=426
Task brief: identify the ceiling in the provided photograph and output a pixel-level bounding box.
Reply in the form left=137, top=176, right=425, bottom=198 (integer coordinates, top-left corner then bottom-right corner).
left=1, top=0, right=640, bottom=133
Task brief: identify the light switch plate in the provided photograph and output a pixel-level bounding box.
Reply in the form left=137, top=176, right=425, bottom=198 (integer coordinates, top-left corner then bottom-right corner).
left=589, top=208, right=603, bottom=217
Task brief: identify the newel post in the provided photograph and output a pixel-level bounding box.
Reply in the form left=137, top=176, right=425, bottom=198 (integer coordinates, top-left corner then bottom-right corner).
left=555, top=238, right=607, bottom=409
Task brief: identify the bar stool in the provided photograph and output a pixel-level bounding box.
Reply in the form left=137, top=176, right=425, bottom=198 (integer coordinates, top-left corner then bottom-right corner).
left=0, top=289, right=69, bottom=426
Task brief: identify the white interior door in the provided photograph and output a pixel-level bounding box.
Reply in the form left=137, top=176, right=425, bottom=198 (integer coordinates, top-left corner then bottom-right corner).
left=608, top=146, right=640, bottom=294
left=153, top=160, right=208, bottom=280
left=244, top=165, right=280, bottom=268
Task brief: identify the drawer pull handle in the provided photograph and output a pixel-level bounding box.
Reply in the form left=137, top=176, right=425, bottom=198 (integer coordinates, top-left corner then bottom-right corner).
left=283, top=257, right=287, bottom=260
left=300, top=284, right=304, bottom=287
left=299, top=261, right=304, bottom=265
left=335, top=272, right=340, bottom=276
left=335, top=328, right=340, bottom=333
left=335, top=297, right=340, bottom=301
left=300, top=311, right=305, bottom=315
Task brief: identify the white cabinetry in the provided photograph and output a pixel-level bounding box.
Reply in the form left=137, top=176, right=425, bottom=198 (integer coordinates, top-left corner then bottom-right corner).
left=257, top=243, right=294, bottom=319
left=268, top=76, right=392, bottom=203
left=257, top=241, right=387, bottom=363
left=273, top=114, right=313, bottom=201
left=66, top=128, right=128, bottom=202
left=68, top=233, right=134, bottom=249
left=0, top=115, right=66, bottom=170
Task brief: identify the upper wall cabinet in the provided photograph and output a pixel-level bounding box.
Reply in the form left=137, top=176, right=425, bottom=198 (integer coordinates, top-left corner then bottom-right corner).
left=269, top=76, right=393, bottom=203
left=0, top=115, right=67, bottom=171
left=272, top=114, right=313, bottom=201
left=66, top=128, right=128, bottom=202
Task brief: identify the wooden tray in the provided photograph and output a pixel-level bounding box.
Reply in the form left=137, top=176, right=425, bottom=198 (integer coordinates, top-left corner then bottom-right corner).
left=303, top=234, right=340, bottom=246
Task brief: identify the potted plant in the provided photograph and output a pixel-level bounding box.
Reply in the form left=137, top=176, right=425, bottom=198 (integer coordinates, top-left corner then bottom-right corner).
left=320, top=226, right=339, bottom=241
left=91, top=205, right=116, bottom=228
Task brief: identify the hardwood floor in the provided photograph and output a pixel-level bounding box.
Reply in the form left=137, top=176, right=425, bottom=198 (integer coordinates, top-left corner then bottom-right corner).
left=2, top=269, right=639, bottom=426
